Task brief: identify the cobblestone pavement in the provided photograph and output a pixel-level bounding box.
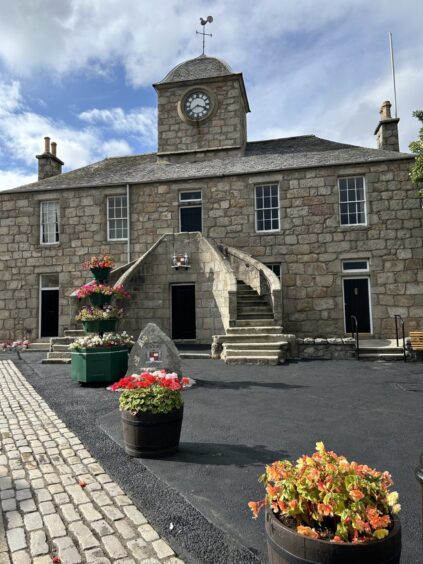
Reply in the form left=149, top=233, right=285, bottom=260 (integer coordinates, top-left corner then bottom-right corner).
left=0, top=360, right=184, bottom=564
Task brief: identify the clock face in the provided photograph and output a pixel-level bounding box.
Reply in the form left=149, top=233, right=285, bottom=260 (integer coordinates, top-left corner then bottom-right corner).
left=183, top=91, right=212, bottom=120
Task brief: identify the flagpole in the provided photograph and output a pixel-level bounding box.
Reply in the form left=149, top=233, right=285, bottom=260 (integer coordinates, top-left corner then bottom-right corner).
left=389, top=32, right=398, bottom=118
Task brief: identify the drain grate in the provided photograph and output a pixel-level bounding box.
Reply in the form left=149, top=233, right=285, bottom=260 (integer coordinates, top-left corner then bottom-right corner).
left=394, top=382, right=423, bottom=393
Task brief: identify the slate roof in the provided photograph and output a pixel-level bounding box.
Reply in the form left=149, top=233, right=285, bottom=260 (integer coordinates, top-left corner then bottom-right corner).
left=3, top=135, right=414, bottom=194
left=159, top=55, right=233, bottom=84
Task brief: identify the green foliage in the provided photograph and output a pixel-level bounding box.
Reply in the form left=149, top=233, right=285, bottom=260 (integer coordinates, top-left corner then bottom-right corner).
left=409, top=110, right=423, bottom=195
left=249, top=442, right=400, bottom=543
left=119, top=386, right=183, bottom=415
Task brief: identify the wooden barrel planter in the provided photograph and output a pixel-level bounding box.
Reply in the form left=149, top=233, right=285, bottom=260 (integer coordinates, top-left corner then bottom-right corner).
left=89, top=293, right=112, bottom=307
left=265, top=507, right=401, bottom=564
left=90, top=267, right=111, bottom=283
left=121, top=406, right=184, bottom=458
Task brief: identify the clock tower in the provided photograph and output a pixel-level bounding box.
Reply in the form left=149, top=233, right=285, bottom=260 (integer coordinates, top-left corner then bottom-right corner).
left=153, top=55, right=250, bottom=162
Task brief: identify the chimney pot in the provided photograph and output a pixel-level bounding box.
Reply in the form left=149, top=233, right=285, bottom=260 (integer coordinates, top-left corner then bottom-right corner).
left=380, top=100, right=392, bottom=120
left=44, top=136, right=51, bottom=153
left=51, top=142, right=57, bottom=157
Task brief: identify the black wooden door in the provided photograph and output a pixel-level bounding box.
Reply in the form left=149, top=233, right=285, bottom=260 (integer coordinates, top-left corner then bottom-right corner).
left=172, top=285, right=196, bottom=339
left=41, top=289, right=59, bottom=337
left=344, top=278, right=371, bottom=333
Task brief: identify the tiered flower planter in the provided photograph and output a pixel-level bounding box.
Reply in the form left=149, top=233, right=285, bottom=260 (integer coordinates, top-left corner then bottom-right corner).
left=82, top=319, right=118, bottom=334
left=71, top=346, right=129, bottom=384
left=71, top=258, right=129, bottom=384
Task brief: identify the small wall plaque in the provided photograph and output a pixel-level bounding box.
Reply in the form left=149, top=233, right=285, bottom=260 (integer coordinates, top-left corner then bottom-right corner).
left=147, top=350, right=161, bottom=362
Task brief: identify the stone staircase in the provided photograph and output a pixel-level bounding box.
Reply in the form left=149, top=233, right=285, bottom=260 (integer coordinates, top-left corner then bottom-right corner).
left=358, top=339, right=406, bottom=361
left=41, top=330, right=84, bottom=364
left=220, top=281, right=289, bottom=365
left=27, top=339, right=51, bottom=353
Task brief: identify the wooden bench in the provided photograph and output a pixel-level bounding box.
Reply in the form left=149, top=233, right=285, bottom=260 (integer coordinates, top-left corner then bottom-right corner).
left=409, top=332, right=423, bottom=351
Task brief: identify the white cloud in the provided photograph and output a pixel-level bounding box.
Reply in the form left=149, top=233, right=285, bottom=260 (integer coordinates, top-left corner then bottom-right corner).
left=0, top=79, right=142, bottom=179
left=0, top=0, right=421, bottom=187
left=0, top=80, right=23, bottom=114
left=0, top=170, right=37, bottom=191
left=78, top=107, right=157, bottom=144
left=100, top=139, right=132, bottom=157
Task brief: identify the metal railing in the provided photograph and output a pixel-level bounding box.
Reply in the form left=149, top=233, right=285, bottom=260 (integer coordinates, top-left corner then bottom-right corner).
left=350, top=315, right=359, bottom=360
left=416, top=452, right=423, bottom=537
left=394, top=314, right=407, bottom=362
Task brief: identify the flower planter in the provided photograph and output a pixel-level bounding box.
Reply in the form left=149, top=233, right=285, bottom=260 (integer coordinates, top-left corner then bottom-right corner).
left=265, top=507, right=401, bottom=564
left=88, top=293, right=112, bottom=307
left=71, top=346, right=128, bottom=384
left=90, top=267, right=111, bottom=283
left=121, top=406, right=184, bottom=458
left=82, top=319, right=118, bottom=334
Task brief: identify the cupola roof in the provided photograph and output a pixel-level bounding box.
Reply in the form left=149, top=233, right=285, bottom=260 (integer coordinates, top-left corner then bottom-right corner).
left=159, top=54, right=233, bottom=84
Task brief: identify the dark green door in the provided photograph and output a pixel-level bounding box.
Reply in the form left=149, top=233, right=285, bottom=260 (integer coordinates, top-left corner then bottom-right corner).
left=344, top=278, right=371, bottom=333
left=171, top=285, right=196, bottom=339
left=41, top=289, right=59, bottom=337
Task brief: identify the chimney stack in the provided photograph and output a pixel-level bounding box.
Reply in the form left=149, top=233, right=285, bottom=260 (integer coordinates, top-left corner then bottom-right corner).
left=36, top=137, right=64, bottom=181
left=374, top=100, right=400, bottom=152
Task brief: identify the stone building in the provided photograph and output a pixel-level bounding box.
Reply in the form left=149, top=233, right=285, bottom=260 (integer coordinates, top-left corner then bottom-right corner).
left=0, top=54, right=421, bottom=356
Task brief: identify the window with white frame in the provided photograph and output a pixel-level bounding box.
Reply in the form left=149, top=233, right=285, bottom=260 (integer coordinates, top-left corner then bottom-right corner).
left=179, top=191, right=202, bottom=232
left=255, top=184, right=280, bottom=232
left=338, top=176, right=366, bottom=226
left=40, top=201, right=59, bottom=244
left=107, top=196, right=128, bottom=240
left=342, top=260, right=369, bottom=272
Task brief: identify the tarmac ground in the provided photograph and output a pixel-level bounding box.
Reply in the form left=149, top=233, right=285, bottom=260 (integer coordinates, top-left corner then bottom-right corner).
left=11, top=353, right=423, bottom=563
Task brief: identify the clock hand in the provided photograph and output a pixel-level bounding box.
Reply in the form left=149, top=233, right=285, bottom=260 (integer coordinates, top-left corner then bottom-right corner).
left=191, top=99, right=206, bottom=108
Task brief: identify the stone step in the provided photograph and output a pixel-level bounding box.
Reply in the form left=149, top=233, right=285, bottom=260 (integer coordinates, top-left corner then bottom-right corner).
left=27, top=343, right=51, bottom=351
left=359, top=347, right=404, bottom=354
left=224, top=342, right=288, bottom=351
left=359, top=353, right=405, bottom=360
left=225, top=355, right=281, bottom=366
left=217, top=334, right=286, bottom=343
left=235, top=319, right=279, bottom=327
left=53, top=344, right=71, bottom=352
left=237, top=304, right=273, bottom=317
left=45, top=352, right=71, bottom=359
left=227, top=326, right=282, bottom=335
left=237, top=313, right=274, bottom=320
left=51, top=337, right=76, bottom=345
left=224, top=347, right=283, bottom=356
left=237, top=291, right=259, bottom=298
left=237, top=297, right=268, bottom=305
left=64, top=330, right=85, bottom=337
left=41, top=358, right=71, bottom=365
left=179, top=352, right=211, bottom=359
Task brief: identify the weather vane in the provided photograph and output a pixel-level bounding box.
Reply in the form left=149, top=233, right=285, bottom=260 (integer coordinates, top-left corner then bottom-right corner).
left=196, top=16, right=213, bottom=55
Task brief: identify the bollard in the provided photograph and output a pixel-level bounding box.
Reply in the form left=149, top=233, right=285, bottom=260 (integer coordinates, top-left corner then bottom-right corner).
left=416, top=452, right=423, bottom=537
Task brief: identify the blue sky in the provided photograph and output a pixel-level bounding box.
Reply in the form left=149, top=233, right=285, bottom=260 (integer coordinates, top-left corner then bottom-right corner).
left=0, top=0, right=422, bottom=190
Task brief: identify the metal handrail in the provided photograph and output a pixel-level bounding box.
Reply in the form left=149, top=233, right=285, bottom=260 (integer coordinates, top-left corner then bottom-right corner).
left=394, top=314, right=407, bottom=362
left=350, top=315, right=359, bottom=360
left=416, top=452, right=423, bottom=537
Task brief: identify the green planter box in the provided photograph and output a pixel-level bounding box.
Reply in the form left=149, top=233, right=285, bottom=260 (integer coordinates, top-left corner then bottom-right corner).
left=82, top=319, right=118, bottom=334
left=90, top=267, right=111, bottom=283
left=89, top=293, right=112, bottom=307
left=71, top=346, right=128, bottom=384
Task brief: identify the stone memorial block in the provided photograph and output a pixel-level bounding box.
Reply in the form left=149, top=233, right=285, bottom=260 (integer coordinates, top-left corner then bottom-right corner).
left=127, top=323, right=182, bottom=376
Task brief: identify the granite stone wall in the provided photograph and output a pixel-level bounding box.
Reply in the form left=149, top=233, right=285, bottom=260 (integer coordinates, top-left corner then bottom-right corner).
left=116, top=233, right=234, bottom=343
left=0, top=158, right=421, bottom=341
left=156, top=76, right=247, bottom=158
